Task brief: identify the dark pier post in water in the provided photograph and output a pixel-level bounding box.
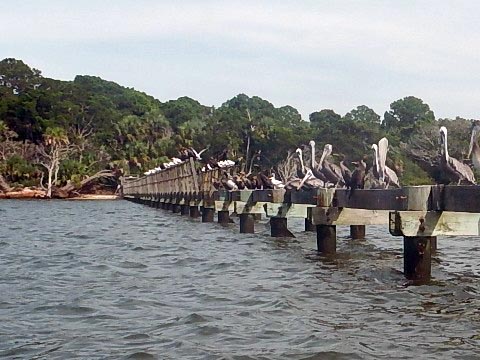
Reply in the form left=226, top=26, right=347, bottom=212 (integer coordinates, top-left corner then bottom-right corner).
left=305, top=208, right=316, bottom=232
left=316, top=225, right=336, bottom=254
left=217, top=210, right=230, bottom=224
left=172, top=203, right=181, bottom=213
left=239, top=213, right=255, bottom=233
left=270, top=217, right=295, bottom=237
left=350, top=225, right=366, bottom=240
left=180, top=204, right=190, bottom=215
left=202, top=208, right=215, bottom=223
left=190, top=206, right=200, bottom=218
left=404, top=236, right=432, bottom=282
left=430, top=236, right=437, bottom=254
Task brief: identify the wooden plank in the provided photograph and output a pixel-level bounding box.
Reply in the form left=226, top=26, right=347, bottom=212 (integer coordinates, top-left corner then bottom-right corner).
left=235, top=201, right=267, bottom=214
left=443, top=185, right=480, bottom=212
left=215, top=201, right=235, bottom=212
left=325, top=186, right=432, bottom=211
left=289, top=189, right=319, bottom=205
left=311, top=207, right=390, bottom=225
left=252, top=189, right=286, bottom=203
left=316, top=188, right=336, bottom=207
left=189, top=157, right=200, bottom=192
left=334, top=188, right=404, bottom=210
left=391, top=210, right=480, bottom=236
left=263, top=203, right=311, bottom=218
left=231, top=190, right=254, bottom=202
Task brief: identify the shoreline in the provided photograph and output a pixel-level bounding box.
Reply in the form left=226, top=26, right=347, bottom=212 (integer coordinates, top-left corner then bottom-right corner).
left=0, top=189, right=120, bottom=200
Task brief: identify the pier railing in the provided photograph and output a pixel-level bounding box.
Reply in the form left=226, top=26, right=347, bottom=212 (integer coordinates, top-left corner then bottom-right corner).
left=122, top=164, right=480, bottom=283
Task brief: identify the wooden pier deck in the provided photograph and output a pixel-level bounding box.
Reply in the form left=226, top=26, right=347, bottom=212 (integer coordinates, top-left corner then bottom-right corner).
left=122, top=160, right=480, bottom=283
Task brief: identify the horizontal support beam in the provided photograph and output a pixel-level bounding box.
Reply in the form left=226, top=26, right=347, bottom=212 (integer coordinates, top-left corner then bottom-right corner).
left=390, top=211, right=480, bottom=236
left=311, top=207, right=390, bottom=225
left=235, top=201, right=268, bottom=214
left=215, top=201, right=235, bottom=212
left=443, top=186, right=480, bottom=212
left=125, top=185, right=480, bottom=213
left=263, top=203, right=312, bottom=218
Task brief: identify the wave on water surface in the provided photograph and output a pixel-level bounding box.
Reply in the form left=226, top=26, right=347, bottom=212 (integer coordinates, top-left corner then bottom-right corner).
left=0, top=199, right=479, bottom=358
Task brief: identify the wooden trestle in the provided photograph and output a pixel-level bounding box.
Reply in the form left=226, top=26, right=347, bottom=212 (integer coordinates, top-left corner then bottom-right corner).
left=122, top=160, right=480, bottom=283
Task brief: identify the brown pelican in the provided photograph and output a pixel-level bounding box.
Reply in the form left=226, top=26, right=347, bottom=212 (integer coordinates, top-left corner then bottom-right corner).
left=468, top=123, right=480, bottom=172
left=296, top=169, right=325, bottom=190
left=256, top=170, right=274, bottom=189
left=339, top=155, right=353, bottom=187
left=349, top=159, right=366, bottom=197
left=308, top=141, right=331, bottom=183
left=295, top=148, right=308, bottom=178
left=318, top=144, right=345, bottom=187
left=371, top=138, right=400, bottom=188
left=269, top=172, right=285, bottom=189
left=296, top=145, right=328, bottom=187
left=221, top=171, right=238, bottom=190
left=233, top=174, right=246, bottom=190
left=440, top=126, right=476, bottom=184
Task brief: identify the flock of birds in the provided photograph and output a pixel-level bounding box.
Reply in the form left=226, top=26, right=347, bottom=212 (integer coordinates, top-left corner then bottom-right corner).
left=143, top=148, right=235, bottom=176
left=142, top=123, right=480, bottom=192
left=213, top=137, right=400, bottom=192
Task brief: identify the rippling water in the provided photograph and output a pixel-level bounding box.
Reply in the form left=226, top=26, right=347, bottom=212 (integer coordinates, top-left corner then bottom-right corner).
left=0, top=200, right=479, bottom=359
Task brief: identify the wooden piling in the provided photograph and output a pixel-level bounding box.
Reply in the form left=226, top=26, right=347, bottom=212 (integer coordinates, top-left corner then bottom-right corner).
left=316, top=225, right=336, bottom=254
left=180, top=204, right=190, bottom=215
left=270, top=217, right=295, bottom=237
left=172, top=204, right=181, bottom=213
left=350, top=225, right=366, bottom=240
left=431, top=236, right=437, bottom=254
left=403, top=236, right=432, bottom=282
left=305, top=208, right=316, bottom=231
left=202, top=208, right=214, bottom=223
left=189, top=206, right=200, bottom=218
left=217, top=210, right=230, bottom=224
left=239, top=213, right=255, bottom=233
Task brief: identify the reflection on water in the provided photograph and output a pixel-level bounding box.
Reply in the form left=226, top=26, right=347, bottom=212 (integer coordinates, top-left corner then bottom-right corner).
left=0, top=199, right=479, bottom=359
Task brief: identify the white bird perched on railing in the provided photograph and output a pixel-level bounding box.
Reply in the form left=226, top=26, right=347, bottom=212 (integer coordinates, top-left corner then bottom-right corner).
left=218, top=160, right=235, bottom=168
left=269, top=172, right=285, bottom=189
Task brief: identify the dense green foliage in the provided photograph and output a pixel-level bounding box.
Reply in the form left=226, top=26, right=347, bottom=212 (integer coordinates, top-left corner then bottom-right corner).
left=0, top=58, right=477, bottom=189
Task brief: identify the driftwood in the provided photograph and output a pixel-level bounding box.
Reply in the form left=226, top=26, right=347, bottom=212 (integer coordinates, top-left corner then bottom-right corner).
left=52, top=170, right=119, bottom=198
left=0, top=174, right=12, bottom=192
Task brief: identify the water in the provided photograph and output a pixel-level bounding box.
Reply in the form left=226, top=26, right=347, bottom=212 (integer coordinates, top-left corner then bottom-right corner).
left=0, top=200, right=479, bottom=359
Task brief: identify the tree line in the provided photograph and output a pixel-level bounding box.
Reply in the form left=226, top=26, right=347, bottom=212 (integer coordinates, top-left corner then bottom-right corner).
left=0, top=58, right=476, bottom=196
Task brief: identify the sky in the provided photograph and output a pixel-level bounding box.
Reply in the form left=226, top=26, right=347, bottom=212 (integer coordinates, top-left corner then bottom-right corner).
left=2, top=0, right=480, bottom=120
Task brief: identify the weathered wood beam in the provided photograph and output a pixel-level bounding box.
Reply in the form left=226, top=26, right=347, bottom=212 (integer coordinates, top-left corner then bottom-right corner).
left=214, top=200, right=235, bottom=212
left=323, top=186, right=432, bottom=211
left=390, top=210, right=480, bottom=236
left=311, top=207, right=390, bottom=225
left=443, top=185, right=480, bottom=212
left=262, top=202, right=312, bottom=218
left=235, top=201, right=268, bottom=214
